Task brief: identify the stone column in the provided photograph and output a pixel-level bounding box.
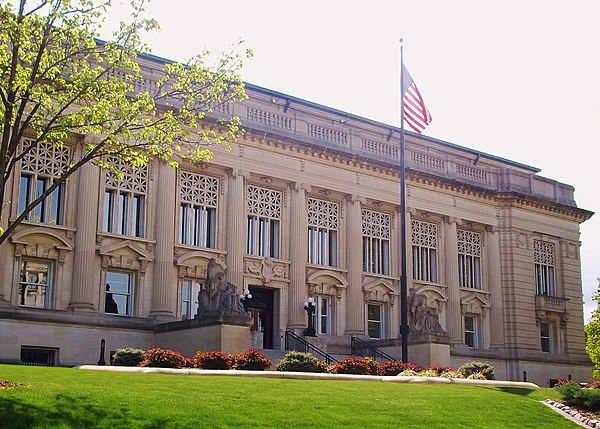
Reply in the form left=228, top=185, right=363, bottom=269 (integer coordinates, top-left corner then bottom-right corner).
left=225, top=169, right=249, bottom=290
left=288, top=182, right=311, bottom=332
left=69, top=162, right=100, bottom=310
left=0, top=180, right=10, bottom=304
left=486, top=226, right=504, bottom=348
left=150, top=162, right=177, bottom=320
left=443, top=217, right=462, bottom=343
left=345, top=194, right=366, bottom=336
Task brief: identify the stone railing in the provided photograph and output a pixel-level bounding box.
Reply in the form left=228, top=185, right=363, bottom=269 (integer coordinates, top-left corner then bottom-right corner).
left=535, top=294, right=569, bottom=313
left=133, top=57, right=578, bottom=208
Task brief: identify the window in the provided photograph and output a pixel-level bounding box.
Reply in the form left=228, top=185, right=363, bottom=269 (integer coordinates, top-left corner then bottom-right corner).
left=179, top=172, right=218, bottom=248
left=464, top=315, right=478, bottom=348
left=18, top=140, right=69, bottom=225
left=368, top=304, right=383, bottom=339
left=311, top=296, right=330, bottom=335
left=540, top=322, right=551, bottom=353
left=534, top=240, right=556, bottom=296
left=246, top=185, right=281, bottom=258
left=412, top=220, right=438, bottom=282
left=458, top=230, right=482, bottom=289
left=362, top=209, right=390, bottom=275
left=103, top=159, right=147, bottom=238
left=18, top=260, right=51, bottom=308
left=105, top=271, right=133, bottom=316
left=307, top=198, right=338, bottom=267
left=181, top=279, right=201, bottom=320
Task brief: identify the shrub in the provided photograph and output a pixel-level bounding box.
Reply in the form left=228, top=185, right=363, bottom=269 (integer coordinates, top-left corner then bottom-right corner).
left=364, top=357, right=380, bottom=376
left=458, top=361, right=496, bottom=380
left=112, top=347, right=145, bottom=367
left=586, top=380, right=600, bottom=389
left=557, top=382, right=600, bottom=411
left=440, top=370, right=463, bottom=378
left=194, top=351, right=232, bottom=370
left=234, top=349, right=272, bottom=371
left=332, top=356, right=371, bottom=375
left=429, top=366, right=453, bottom=376
left=139, top=348, right=186, bottom=369
left=276, top=351, right=324, bottom=373
left=466, top=372, right=488, bottom=380
left=398, top=369, right=420, bottom=377
left=379, top=361, right=422, bottom=376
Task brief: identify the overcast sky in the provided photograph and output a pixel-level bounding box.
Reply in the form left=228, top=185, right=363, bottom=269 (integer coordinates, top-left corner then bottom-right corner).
left=104, top=0, right=600, bottom=321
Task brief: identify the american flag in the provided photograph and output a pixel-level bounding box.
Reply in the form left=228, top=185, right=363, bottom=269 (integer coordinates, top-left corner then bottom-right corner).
left=401, top=65, right=432, bottom=134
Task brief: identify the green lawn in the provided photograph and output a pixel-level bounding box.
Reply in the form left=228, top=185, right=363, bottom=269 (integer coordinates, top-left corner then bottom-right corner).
left=0, top=364, right=576, bottom=428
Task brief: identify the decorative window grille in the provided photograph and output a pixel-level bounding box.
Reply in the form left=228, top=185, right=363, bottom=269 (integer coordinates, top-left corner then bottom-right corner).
left=103, top=158, right=147, bottom=238
left=368, top=303, right=383, bottom=339
left=534, top=240, right=556, bottom=296
left=105, top=271, right=134, bottom=316
left=307, top=198, right=338, bottom=267
left=464, top=315, right=478, bottom=348
left=179, top=172, right=218, bottom=248
left=458, top=230, right=482, bottom=289
left=18, top=260, right=52, bottom=309
left=246, top=185, right=281, bottom=258
left=181, top=279, right=202, bottom=320
left=18, top=140, right=69, bottom=225
left=310, top=296, right=331, bottom=335
left=411, top=220, right=438, bottom=283
left=362, top=209, right=390, bottom=275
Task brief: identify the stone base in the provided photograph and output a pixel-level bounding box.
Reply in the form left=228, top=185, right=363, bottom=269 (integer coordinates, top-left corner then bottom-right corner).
left=408, top=333, right=451, bottom=367
left=155, top=312, right=252, bottom=356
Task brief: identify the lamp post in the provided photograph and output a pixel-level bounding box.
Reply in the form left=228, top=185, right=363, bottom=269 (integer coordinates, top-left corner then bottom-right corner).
left=303, top=297, right=317, bottom=337
left=98, top=338, right=106, bottom=366
left=241, top=288, right=253, bottom=312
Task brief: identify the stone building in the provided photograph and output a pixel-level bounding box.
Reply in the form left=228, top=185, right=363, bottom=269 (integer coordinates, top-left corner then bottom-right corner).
left=0, top=54, right=593, bottom=386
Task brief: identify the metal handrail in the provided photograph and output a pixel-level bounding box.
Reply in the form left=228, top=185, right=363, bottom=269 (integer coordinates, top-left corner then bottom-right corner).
left=351, top=337, right=397, bottom=362
left=284, top=331, right=339, bottom=365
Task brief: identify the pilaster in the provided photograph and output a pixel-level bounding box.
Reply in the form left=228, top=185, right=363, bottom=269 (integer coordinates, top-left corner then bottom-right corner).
left=225, top=169, right=250, bottom=289
left=487, top=226, right=504, bottom=348
left=345, top=194, right=366, bottom=336
left=443, top=216, right=462, bottom=343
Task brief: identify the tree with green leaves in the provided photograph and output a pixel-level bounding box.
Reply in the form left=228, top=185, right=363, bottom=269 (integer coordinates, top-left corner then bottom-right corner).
left=585, top=278, right=600, bottom=378
left=0, top=0, right=250, bottom=244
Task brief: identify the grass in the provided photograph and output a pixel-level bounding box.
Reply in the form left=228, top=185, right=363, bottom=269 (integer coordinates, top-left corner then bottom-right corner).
left=0, top=364, right=577, bottom=428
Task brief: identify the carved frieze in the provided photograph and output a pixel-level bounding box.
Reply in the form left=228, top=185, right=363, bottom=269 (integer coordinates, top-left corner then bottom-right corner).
left=245, top=258, right=287, bottom=285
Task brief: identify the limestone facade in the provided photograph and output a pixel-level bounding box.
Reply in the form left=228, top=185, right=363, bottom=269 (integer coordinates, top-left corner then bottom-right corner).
left=0, top=54, right=592, bottom=386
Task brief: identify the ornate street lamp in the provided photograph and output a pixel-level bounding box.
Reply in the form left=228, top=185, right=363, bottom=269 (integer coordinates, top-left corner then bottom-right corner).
left=303, top=297, right=317, bottom=336
left=241, top=288, right=253, bottom=312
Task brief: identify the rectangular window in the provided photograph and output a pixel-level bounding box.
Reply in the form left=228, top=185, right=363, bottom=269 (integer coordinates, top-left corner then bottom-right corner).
left=308, top=227, right=337, bottom=266
left=247, top=216, right=280, bottom=258
left=368, top=304, right=383, bottom=339
left=181, top=280, right=201, bottom=320
left=18, top=174, right=64, bottom=225
left=540, top=322, right=551, bottom=353
left=105, top=271, right=133, bottom=316
left=534, top=240, right=556, bottom=296
left=458, top=230, right=482, bottom=289
left=103, top=189, right=145, bottom=238
left=411, top=220, right=438, bottom=283
left=310, top=296, right=330, bottom=335
left=18, top=260, right=51, bottom=308
left=464, top=315, right=477, bottom=348
left=362, top=209, right=391, bottom=275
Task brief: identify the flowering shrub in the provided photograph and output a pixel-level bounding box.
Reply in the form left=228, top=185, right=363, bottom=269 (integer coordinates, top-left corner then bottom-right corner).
left=429, top=366, right=453, bottom=376
left=364, top=357, right=380, bottom=376
left=332, top=356, right=371, bottom=375
left=458, top=361, right=496, bottom=380
left=233, top=349, right=272, bottom=371
left=586, top=380, right=600, bottom=389
left=276, top=351, right=325, bottom=373
left=379, top=361, right=422, bottom=376
left=139, top=348, right=186, bottom=369
left=194, top=351, right=232, bottom=370
left=112, top=347, right=145, bottom=367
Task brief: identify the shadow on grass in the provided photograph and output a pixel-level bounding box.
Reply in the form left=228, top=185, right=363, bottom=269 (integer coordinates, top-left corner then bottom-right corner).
left=495, top=387, right=536, bottom=396
left=0, top=394, right=170, bottom=429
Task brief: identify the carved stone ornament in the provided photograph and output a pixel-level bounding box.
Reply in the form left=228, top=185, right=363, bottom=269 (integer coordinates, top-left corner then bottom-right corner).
left=246, top=258, right=286, bottom=285
left=408, top=288, right=446, bottom=335
left=196, top=258, right=247, bottom=318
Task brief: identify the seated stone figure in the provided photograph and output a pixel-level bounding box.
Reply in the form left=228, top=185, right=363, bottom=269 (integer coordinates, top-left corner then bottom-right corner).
left=408, top=288, right=446, bottom=336
left=196, top=258, right=246, bottom=317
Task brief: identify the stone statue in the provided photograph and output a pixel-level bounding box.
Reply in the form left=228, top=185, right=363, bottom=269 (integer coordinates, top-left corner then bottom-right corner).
left=408, top=289, right=446, bottom=336
left=196, top=258, right=246, bottom=317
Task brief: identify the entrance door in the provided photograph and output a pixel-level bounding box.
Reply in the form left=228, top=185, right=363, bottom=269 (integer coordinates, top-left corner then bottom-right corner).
left=248, top=287, right=274, bottom=349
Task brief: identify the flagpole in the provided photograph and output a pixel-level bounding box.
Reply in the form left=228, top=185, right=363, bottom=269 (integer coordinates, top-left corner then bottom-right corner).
left=399, top=40, right=409, bottom=363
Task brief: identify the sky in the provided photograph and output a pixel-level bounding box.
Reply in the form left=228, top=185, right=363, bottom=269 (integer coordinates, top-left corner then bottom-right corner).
left=104, top=0, right=600, bottom=321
